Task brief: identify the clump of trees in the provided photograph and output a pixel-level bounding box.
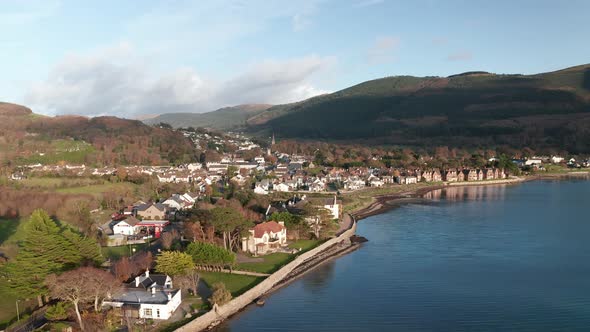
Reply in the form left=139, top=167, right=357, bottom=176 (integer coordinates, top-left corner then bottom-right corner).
left=45, top=267, right=120, bottom=331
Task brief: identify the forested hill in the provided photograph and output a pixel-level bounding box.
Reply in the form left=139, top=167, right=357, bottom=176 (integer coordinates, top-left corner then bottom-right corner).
left=144, top=104, right=272, bottom=130
left=0, top=102, right=197, bottom=166
left=246, top=64, right=590, bottom=153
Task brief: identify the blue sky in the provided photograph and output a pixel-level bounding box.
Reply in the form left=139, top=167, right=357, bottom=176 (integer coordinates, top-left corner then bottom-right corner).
left=1, top=0, right=589, bottom=118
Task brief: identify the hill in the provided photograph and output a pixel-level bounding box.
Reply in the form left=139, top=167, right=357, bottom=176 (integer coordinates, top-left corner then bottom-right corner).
left=247, top=64, right=590, bottom=153
left=0, top=104, right=197, bottom=166
left=144, top=104, right=272, bottom=130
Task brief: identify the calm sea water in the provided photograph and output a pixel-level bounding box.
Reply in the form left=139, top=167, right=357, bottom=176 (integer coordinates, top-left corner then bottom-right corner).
left=217, top=179, right=590, bottom=332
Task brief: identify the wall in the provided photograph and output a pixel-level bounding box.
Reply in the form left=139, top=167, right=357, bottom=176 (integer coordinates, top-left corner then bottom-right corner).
left=176, top=216, right=357, bottom=332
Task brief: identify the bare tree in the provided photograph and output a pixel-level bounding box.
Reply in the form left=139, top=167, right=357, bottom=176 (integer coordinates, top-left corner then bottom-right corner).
left=46, top=269, right=91, bottom=330
left=112, top=257, right=132, bottom=282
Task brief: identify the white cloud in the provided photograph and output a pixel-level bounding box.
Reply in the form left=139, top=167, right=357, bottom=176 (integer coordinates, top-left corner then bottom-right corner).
left=446, top=51, right=473, bottom=61
left=353, top=0, right=384, bottom=8
left=367, top=36, right=400, bottom=64
left=24, top=45, right=334, bottom=117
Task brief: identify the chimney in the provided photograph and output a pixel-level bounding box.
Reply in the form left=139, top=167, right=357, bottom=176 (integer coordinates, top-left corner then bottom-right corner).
left=145, top=269, right=150, bottom=278
left=151, top=287, right=156, bottom=296
left=167, top=292, right=172, bottom=301
left=135, top=276, right=140, bottom=287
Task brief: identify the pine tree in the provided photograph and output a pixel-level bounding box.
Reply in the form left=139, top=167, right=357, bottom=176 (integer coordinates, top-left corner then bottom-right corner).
left=3, top=210, right=104, bottom=306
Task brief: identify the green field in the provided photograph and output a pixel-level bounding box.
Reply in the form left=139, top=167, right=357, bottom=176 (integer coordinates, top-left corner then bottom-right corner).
left=101, top=243, right=149, bottom=260
left=235, top=253, right=293, bottom=274
left=17, top=139, right=95, bottom=165
left=199, top=272, right=264, bottom=297
left=13, top=177, right=137, bottom=196
left=56, top=182, right=135, bottom=195
left=289, top=239, right=323, bottom=252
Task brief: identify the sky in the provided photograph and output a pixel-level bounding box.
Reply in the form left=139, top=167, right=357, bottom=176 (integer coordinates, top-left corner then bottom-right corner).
left=1, top=0, right=589, bottom=118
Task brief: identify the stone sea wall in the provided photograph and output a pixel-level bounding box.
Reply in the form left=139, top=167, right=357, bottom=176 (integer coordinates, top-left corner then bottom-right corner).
left=176, top=217, right=358, bottom=331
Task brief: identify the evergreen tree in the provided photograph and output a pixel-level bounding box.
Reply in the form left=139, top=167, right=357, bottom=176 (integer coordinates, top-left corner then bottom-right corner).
left=3, top=210, right=104, bottom=307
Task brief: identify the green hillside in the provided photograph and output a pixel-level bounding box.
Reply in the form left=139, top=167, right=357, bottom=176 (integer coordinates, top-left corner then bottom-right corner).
left=247, top=64, right=590, bottom=153
left=145, top=104, right=271, bottom=130
left=0, top=103, right=197, bottom=166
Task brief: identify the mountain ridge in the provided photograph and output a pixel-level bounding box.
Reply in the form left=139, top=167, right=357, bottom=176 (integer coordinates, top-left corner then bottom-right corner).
left=245, top=64, right=590, bottom=153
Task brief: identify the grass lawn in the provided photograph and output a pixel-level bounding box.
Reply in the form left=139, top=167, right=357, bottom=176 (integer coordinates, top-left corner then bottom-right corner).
left=0, top=287, right=36, bottom=329
left=235, top=253, right=293, bottom=274
left=289, top=239, right=323, bottom=252
left=0, top=219, right=19, bottom=244
left=236, top=239, right=324, bottom=274
left=101, top=243, right=149, bottom=260
left=199, top=272, right=264, bottom=297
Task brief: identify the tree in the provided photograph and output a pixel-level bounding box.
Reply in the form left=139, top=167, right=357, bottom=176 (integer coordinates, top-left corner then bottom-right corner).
left=112, top=257, right=133, bottom=282
left=131, top=251, right=153, bottom=272
left=4, top=210, right=103, bottom=307
left=269, top=211, right=308, bottom=240
left=210, top=282, right=232, bottom=306
left=46, top=267, right=119, bottom=330
left=86, top=268, right=120, bottom=312
left=176, top=268, right=200, bottom=296
left=46, top=269, right=90, bottom=330
left=155, top=251, right=195, bottom=276
left=45, top=302, right=70, bottom=321
left=161, top=230, right=178, bottom=250
left=185, top=242, right=235, bottom=269
left=210, top=207, right=252, bottom=251
left=303, top=205, right=337, bottom=239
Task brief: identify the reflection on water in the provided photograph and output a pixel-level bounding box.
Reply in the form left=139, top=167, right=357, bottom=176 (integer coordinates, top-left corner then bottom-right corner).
left=424, top=184, right=507, bottom=202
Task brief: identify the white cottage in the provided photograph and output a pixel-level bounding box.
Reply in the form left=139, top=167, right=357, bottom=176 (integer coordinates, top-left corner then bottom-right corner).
left=103, top=270, right=181, bottom=320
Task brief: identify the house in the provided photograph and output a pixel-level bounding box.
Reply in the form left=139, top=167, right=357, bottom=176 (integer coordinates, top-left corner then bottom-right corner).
left=136, top=203, right=167, bottom=220
left=242, top=221, right=287, bottom=255
left=464, top=169, right=478, bottom=181
left=369, top=178, right=384, bottom=187
left=274, top=182, right=291, bottom=192
left=396, top=176, right=418, bottom=184
left=104, top=270, right=181, bottom=320
left=551, top=156, right=564, bottom=164
left=321, top=196, right=341, bottom=219
left=161, top=197, right=184, bottom=210
left=113, top=217, right=141, bottom=236
left=343, top=177, right=365, bottom=191
left=443, top=169, right=460, bottom=182
left=525, top=159, right=542, bottom=166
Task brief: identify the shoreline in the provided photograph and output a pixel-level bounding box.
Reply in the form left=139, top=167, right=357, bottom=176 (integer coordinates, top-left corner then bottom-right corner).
left=178, top=172, right=588, bottom=331
left=349, top=172, right=589, bottom=221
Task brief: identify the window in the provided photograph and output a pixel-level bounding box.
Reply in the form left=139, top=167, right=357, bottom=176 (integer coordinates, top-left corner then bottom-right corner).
left=156, top=309, right=160, bottom=318
left=144, top=308, right=153, bottom=317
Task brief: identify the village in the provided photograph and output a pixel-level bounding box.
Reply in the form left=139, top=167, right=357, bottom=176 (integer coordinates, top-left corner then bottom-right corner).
left=3, top=129, right=590, bottom=331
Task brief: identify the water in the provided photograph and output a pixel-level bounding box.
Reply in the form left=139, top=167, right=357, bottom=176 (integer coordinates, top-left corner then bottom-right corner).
left=217, top=179, right=590, bottom=331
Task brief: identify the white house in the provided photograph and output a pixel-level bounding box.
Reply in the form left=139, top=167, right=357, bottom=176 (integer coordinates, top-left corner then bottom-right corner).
left=242, top=221, right=287, bottom=255
left=525, top=159, right=542, bottom=166
left=254, top=186, right=269, bottom=195
left=274, top=182, right=291, bottom=192
left=321, top=196, right=341, bottom=220
left=104, top=270, right=181, bottom=320
left=551, top=156, right=564, bottom=164
left=112, top=217, right=141, bottom=236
